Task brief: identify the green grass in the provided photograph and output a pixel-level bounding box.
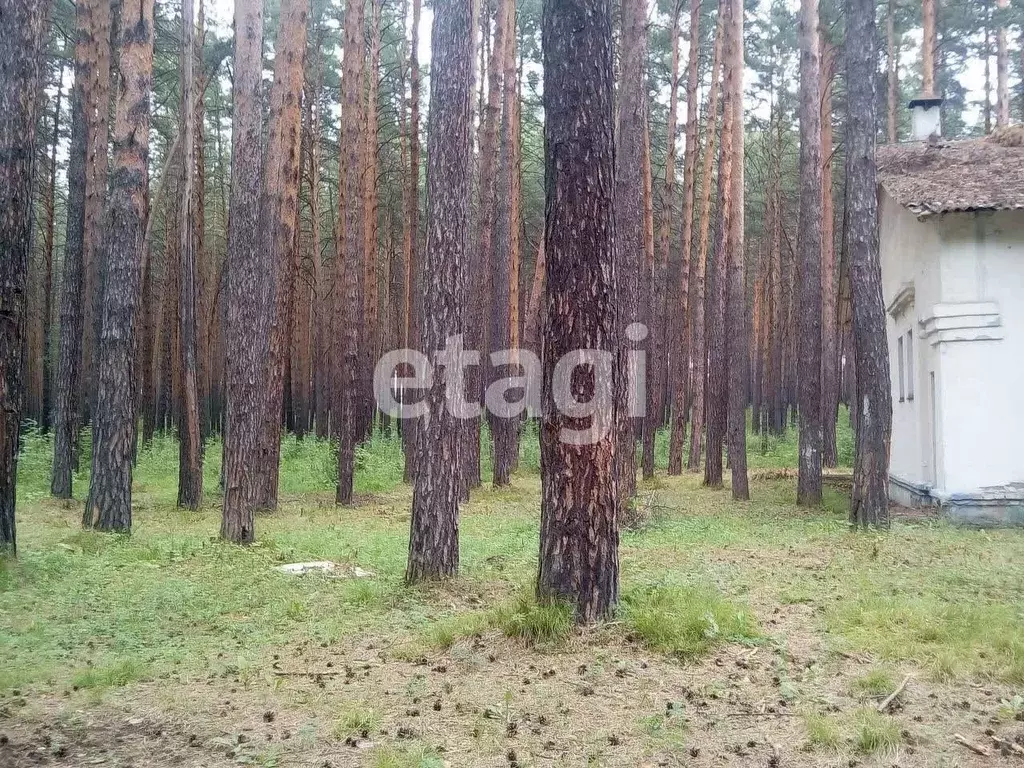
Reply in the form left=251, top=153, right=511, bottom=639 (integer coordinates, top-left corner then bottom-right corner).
left=333, top=704, right=382, bottom=739
left=851, top=667, right=897, bottom=698
left=803, top=712, right=842, bottom=749
left=621, top=583, right=758, bottom=659
left=370, top=744, right=445, bottom=768
left=851, top=709, right=902, bottom=754
left=5, top=420, right=1024, bottom=703
left=802, top=709, right=902, bottom=754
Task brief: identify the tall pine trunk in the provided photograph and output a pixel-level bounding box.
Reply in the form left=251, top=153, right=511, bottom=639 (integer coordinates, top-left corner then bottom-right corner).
left=52, top=0, right=112, bottom=499
left=846, top=0, right=892, bottom=528
left=921, top=0, right=936, bottom=97
left=686, top=6, right=723, bottom=472
left=178, top=0, right=204, bottom=510
left=0, top=0, right=48, bottom=554
left=704, top=0, right=736, bottom=490
left=821, top=34, right=839, bottom=470
left=84, top=0, right=154, bottom=532
left=401, top=0, right=423, bottom=482
left=221, top=0, right=265, bottom=544
left=257, top=0, right=309, bottom=512
left=536, top=0, right=619, bottom=623
left=490, top=0, right=518, bottom=488
left=796, top=0, right=823, bottom=506
left=406, top=0, right=472, bottom=583
left=614, top=0, right=647, bottom=502
left=667, top=0, right=697, bottom=476
left=725, top=0, right=748, bottom=500
left=335, top=0, right=367, bottom=505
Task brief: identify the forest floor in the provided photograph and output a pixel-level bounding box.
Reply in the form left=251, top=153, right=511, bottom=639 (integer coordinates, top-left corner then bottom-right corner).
left=2, top=428, right=1024, bottom=768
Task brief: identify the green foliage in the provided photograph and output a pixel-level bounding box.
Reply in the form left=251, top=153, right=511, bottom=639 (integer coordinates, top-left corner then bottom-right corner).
left=332, top=704, right=381, bottom=739
left=851, top=668, right=897, bottom=698
left=621, top=583, right=758, bottom=659
left=851, top=710, right=902, bottom=754
left=803, top=712, right=842, bottom=749
left=370, top=744, right=445, bottom=768
left=423, top=591, right=572, bottom=650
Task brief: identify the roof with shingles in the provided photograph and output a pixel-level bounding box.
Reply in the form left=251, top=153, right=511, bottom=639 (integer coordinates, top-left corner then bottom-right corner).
left=876, top=126, right=1024, bottom=218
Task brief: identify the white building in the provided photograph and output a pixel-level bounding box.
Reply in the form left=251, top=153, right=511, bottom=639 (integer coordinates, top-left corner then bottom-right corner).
left=877, top=120, right=1024, bottom=525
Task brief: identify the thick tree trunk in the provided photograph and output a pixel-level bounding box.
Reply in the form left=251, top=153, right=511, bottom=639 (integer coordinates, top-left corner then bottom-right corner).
left=0, top=0, right=48, bottom=554
left=821, top=35, right=839, bottom=469
left=725, top=0, right=748, bottom=500
left=335, top=0, right=367, bottom=505
left=614, top=0, right=647, bottom=502
left=686, top=7, right=723, bottom=472
left=178, top=0, right=204, bottom=510
left=406, top=0, right=472, bottom=583
left=84, top=0, right=154, bottom=532
left=257, top=0, right=308, bottom=512
left=222, top=0, right=265, bottom=544
left=52, top=0, right=112, bottom=499
left=667, top=0, right=697, bottom=476
left=796, top=0, right=823, bottom=506
left=536, top=0, right=618, bottom=623
left=846, top=0, right=892, bottom=528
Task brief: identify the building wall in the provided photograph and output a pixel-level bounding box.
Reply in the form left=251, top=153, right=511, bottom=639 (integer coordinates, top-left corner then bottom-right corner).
left=930, top=209, right=1024, bottom=495
left=880, top=192, right=1024, bottom=508
left=879, top=193, right=942, bottom=493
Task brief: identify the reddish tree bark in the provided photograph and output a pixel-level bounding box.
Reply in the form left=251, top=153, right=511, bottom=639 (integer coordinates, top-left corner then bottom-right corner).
left=84, top=0, right=154, bottom=532
left=257, top=0, right=309, bottom=511
left=178, top=0, right=204, bottom=510
left=846, top=0, right=892, bottom=528
left=335, top=0, right=367, bottom=504
left=406, top=0, right=472, bottom=583
left=0, top=0, right=48, bottom=553
left=52, top=0, right=112, bottom=499
left=686, top=6, right=724, bottom=472
left=724, top=0, right=748, bottom=500
left=222, top=0, right=265, bottom=544
left=797, top=0, right=823, bottom=506
left=537, top=0, right=619, bottom=622
left=614, top=0, right=647, bottom=502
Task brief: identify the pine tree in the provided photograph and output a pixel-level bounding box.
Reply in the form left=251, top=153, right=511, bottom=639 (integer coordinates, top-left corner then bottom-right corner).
left=796, top=0, right=823, bottom=507
left=335, top=0, right=367, bottom=505
left=257, top=0, right=309, bottom=511
left=846, top=0, right=892, bottom=528
left=83, top=0, right=155, bottom=532
left=222, top=0, right=265, bottom=544
left=51, top=0, right=112, bottom=499
left=668, top=0, right=698, bottom=476
left=537, top=0, right=619, bottom=623
left=614, top=0, right=647, bottom=502
left=178, top=0, right=204, bottom=510
left=687, top=3, right=724, bottom=472
left=406, top=0, right=472, bottom=583
left=725, top=0, right=749, bottom=500
left=0, top=0, right=49, bottom=555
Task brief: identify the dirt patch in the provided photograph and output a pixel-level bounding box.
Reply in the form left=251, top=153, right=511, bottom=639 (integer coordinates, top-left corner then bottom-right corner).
left=5, top=609, right=1023, bottom=767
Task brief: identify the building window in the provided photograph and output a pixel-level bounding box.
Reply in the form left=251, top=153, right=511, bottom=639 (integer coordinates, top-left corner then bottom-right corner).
left=906, top=330, right=915, bottom=401
left=897, top=335, right=905, bottom=402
